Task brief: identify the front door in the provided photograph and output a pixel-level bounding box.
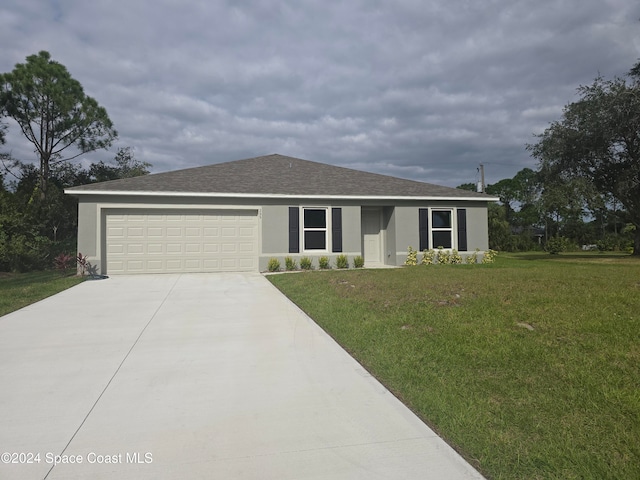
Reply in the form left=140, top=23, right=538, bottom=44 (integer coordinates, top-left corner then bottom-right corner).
left=362, top=208, right=382, bottom=265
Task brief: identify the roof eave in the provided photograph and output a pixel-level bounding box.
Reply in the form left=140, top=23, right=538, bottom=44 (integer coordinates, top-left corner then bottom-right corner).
left=64, top=189, right=500, bottom=202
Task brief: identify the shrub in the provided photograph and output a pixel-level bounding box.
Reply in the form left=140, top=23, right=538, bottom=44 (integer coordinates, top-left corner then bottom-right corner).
left=319, top=256, right=331, bottom=269
left=465, top=249, right=479, bottom=264
left=437, top=247, right=451, bottom=264
left=267, top=257, right=281, bottom=272
left=482, top=249, right=498, bottom=263
left=545, top=236, right=570, bottom=255
left=300, top=256, right=313, bottom=270
left=404, top=246, right=418, bottom=266
left=421, top=249, right=436, bottom=265
left=285, top=256, right=297, bottom=271
left=53, top=252, right=75, bottom=273
left=336, top=254, right=349, bottom=269
left=353, top=255, right=364, bottom=268
left=450, top=249, right=463, bottom=264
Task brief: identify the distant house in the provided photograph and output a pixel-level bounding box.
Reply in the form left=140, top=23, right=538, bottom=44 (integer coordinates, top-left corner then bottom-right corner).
left=65, top=154, right=498, bottom=274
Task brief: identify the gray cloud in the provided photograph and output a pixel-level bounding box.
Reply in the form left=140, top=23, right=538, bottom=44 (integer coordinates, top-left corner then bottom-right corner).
left=1, top=0, right=639, bottom=187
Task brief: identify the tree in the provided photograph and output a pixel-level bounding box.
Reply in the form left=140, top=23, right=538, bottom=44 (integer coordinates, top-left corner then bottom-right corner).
left=456, top=182, right=477, bottom=192
left=528, top=63, right=640, bottom=254
left=0, top=51, right=117, bottom=199
left=89, top=147, right=151, bottom=182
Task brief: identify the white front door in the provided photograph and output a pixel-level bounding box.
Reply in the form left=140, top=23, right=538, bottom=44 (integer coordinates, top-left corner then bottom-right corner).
left=362, top=208, right=382, bottom=265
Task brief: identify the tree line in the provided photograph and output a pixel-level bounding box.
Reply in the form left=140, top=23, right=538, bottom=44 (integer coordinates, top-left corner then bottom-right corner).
left=2, top=51, right=639, bottom=272
left=0, top=51, right=150, bottom=271
left=461, top=60, right=640, bottom=255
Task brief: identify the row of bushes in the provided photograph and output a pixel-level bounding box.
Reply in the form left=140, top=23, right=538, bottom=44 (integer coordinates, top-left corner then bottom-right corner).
left=545, top=235, right=634, bottom=254
left=267, top=254, right=365, bottom=272
left=404, top=247, right=497, bottom=266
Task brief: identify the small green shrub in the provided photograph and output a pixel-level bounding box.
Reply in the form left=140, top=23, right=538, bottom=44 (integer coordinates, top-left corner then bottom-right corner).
left=545, top=236, right=570, bottom=255
left=285, top=256, right=297, bottom=271
left=300, top=256, right=313, bottom=270
left=482, top=249, right=498, bottom=264
left=437, top=247, right=451, bottom=264
left=336, top=254, right=349, bottom=269
left=267, top=257, right=281, bottom=272
left=353, top=255, right=364, bottom=268
left=465, top=249, right=479, bottom=264
left=421, top=249, right=436, bottom=265
left=450, top=249, right=462, bottom=264
left=404, top=246, right=418, bottom=266
left=319, top=256, right=331, bottom=269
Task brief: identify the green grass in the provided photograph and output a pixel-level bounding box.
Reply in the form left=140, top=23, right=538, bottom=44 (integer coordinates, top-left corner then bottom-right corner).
left=268, top=253, right=640, bottom=479
left=0, top=270, right=84, bottom=317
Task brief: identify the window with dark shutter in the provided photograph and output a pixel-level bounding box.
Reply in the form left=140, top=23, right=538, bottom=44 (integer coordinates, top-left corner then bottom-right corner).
left=332, top=208, right=342, bottom=252
left=457, top=209, right=468, bottom=251
left=419, top=209, right=429, bottom=251
left=289, top=207, right=299, bottom=253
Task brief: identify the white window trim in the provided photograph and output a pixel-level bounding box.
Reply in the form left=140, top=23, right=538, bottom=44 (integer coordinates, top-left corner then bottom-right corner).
left=301, top=206, right=331, bottom=253
left=430, top=207, right=456, bottom=250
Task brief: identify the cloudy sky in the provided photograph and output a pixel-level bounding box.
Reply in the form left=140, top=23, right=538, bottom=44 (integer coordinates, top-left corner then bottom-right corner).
left=1, top=0, right=639, bottom=188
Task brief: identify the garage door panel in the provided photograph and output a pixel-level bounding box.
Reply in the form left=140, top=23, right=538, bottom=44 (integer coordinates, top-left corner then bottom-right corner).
left=126, top=260, right=144, bottom=272
left=127, top=244, right=144, bottom=254
left=202, top=259, right=220, bottom=269
left=147, top=260, right=163, bottom=271
left=127, top=227, right=144, bottom=238
left=106, top=210, right=258, bottom=274
left=108, top=244, right=124, bottom=254
left=108, top=227, right=124, bottom=238
left=166, top=243, right=182, bottom=253
left=203, top=244, right=220, bottom=253
left=185, top=243, right=201, bottom=253
left=148, top=244, right=163, bottom=254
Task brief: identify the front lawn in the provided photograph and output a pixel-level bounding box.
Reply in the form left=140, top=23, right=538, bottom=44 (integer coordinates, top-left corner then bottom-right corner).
left=0, top=270, right=84, bottom=317
left=268, top=253, right=640, bottom=480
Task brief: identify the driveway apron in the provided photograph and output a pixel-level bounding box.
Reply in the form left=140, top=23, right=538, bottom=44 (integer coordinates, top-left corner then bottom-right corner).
left=0, top=273, right=484, bottom=479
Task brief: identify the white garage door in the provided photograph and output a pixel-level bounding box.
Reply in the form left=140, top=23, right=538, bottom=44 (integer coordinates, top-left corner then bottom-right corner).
left=105, top=209, right=259, bottom=274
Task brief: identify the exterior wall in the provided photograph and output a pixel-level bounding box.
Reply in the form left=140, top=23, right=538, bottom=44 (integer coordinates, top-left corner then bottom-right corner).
left=261, top=205, right=288, bottom=254
left=382, top=206, right=396, bottom=265
left=258, top=204, right=361, bottom=271
left=465, top=205, right=489, bottom=251
left=71, top=193, right=492, bottom=273
left=77, top=202, right=99, bottom=266
left=391, top=201, right=490, bottom=264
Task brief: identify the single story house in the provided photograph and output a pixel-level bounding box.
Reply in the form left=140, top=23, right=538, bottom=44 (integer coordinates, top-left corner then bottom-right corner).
left=64, top=154, right=498, bottom=274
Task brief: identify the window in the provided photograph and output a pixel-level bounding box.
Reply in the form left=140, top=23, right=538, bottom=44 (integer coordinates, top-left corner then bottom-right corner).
left=419, top=208, right=467, bottom=251
left=431, top=210, right=452, bottom=249
left=303, top=208, right=327, bottom=250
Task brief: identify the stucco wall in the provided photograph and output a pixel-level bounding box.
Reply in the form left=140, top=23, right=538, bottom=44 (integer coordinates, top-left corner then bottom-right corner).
left=70, top=193, right=492, bottom=273
left=77, top=202, right=98, bottom=266
left=258, top=204, right=361, bottom=271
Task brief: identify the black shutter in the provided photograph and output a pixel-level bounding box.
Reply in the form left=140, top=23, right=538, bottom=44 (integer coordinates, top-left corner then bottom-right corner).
left=289, top=207, right=299, bottom=253
left=419, top=208, right=429, bottom=251
left=332, top=208, right=342, bottom=252
left=457, top=209, right=468, bottom=251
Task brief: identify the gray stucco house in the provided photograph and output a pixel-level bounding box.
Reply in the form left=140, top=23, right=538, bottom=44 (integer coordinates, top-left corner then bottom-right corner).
left=65, top=154, right=498, bottom=274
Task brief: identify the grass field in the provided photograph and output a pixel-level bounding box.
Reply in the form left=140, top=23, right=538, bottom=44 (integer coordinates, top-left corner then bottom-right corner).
left=0, top=270, right=84, bottom=317
left=268, top=253, right=640, bottom=479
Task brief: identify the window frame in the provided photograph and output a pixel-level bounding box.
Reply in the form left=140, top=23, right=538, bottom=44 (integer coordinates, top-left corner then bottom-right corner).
left=301, top=207, right=330, bottom=252
left=430, top=208, right=455, bottom=250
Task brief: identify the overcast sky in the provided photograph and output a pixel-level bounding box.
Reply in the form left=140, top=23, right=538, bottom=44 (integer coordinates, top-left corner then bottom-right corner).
left=1, top=0, right=639, bottom=188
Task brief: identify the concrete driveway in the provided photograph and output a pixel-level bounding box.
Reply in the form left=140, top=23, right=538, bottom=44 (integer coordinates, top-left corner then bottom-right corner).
left=0, top=273, right=484, bottom=480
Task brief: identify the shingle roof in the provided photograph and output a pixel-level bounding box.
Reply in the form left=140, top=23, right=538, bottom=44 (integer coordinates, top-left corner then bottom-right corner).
left=65, top=154, right=495, bottom=199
